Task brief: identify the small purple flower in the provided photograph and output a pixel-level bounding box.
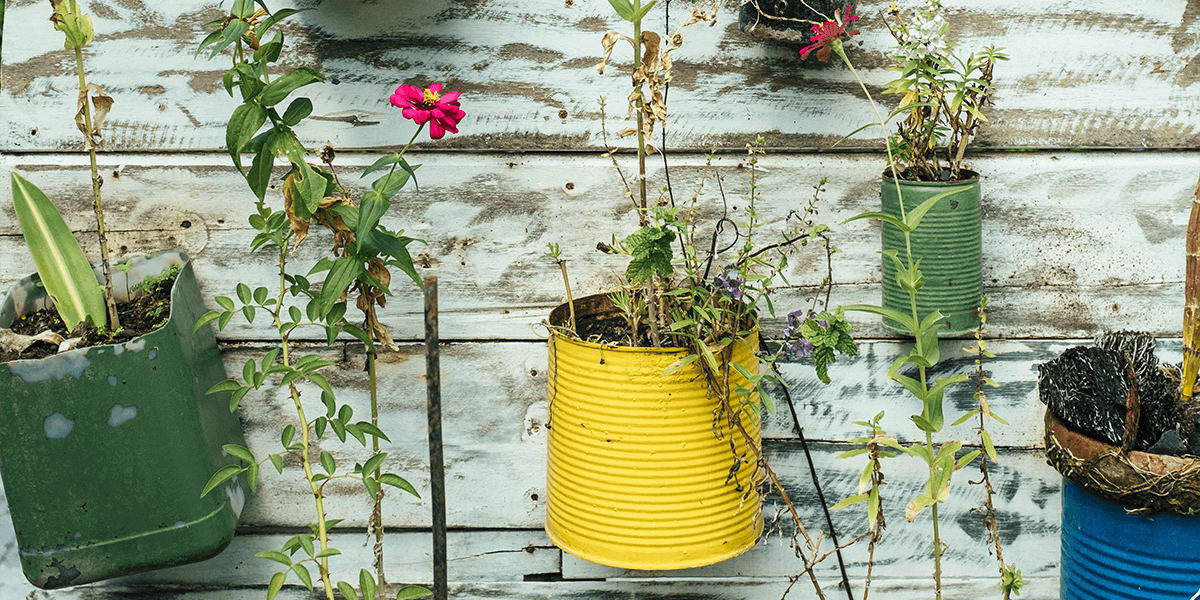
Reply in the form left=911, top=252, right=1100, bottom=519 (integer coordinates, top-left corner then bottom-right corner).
left=782, top=309, right=824, bottom=359
left=783, top=338, right=814, bottom=359
left=782, top=309, right=807, bottom=338
left=713, top=270, right=745, bottom=301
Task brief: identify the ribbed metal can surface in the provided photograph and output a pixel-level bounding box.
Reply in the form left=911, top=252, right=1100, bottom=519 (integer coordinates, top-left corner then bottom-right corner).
left=1061, top=478, right=1200, bottom=599
left=881, top=173, right=982, bottom=334
left=545, top=325, right=763, bottom=570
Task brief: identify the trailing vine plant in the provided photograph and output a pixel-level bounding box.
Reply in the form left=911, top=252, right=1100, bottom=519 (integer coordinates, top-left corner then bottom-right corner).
left=194, top=2, right=464, bottom=599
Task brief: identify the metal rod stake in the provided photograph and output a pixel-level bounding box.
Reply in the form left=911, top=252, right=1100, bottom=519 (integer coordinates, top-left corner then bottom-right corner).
left=423, top=276, right=447, bottom=600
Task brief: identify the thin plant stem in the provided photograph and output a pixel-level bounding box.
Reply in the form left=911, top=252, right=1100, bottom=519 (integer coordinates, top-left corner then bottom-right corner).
left=271, top=243, right=335, bottom=600
left=837, top=40, right=946, bottom=598
left=369, top=350, right=386, bottom=587
left=70, top=25, right=119, bottom=329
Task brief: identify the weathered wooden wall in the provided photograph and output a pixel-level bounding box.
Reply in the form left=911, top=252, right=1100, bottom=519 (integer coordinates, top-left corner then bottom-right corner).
left=3, top=0, right=1199, bottom=598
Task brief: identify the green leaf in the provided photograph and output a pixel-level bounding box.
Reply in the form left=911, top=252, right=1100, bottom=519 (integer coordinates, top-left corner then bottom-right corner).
left=901, top=188, right=969, bottom=232
left=236, top=282, right=252, bottom=304
left=630, top=0, right=658, bottom=22
left=247, top=461, right=260, bottom=493
left=338, top=581, right=359, bottom=600
left=209, top=19, right=250, bottom=59
left=829, top=493, right=869, bottom=511
left=226, top=103, right=267, bottom=172
left=298, top=534, right=315, bottom=557
left=606, top=0, right=635, bottom=21
left=281, top=97, right=313, bottom=127
left=396, top=586, right=434, bottom=599
left=345, top=423, right=367, bottom=446
left=355, top=422, right=391, bottom=443
left=253, top=31, right=283, bottom=64
left=269, top=453, right=284, bottom=473
left=10, top=173, right=107, bottom=330
left=843, top=210, right=908, bottom=232
left=281, top=424, right=296, bottom=448
left=956, top=449, right=982, bottom=471
left=342, top=323, right=377, bottom=353
left=661, top=353, right=700, bottom=377
left=314, top=256, right=361, bottom=319
left=840, top=303, right=915, bottom=332
left=246, top=140, right=274, bottom=201
left=260, top=67, right=325, bottom=107
left=363, top=475, right=379, bottom=499
left=362, top=452, right=387, bottom=476
left=320, top=451, right=336, bottom=475
left=331, top=417, right=347, bottom=442
left=360, top=569, right=378, bottom=600
left=201, top=464, right=244, bottom=498
left=256, top=550, right=293, bottom=566
left=292, top=562, right=313, bottom=590
left=951, top=409, right=979, bottom=427
left=223, top=444, right=256, bottom=464
left=314, top=547, right=342, bottom=559
left=267, top=571, right=286, bottom=600
left=380, top=473, right=420, bottom=498
left=231, top=0, right=256, bottom=18
left=195, top=309, right=223, bottom=332
left=981, top=429, right=999, bottom=462
left=254, top=8, right=309, bottom=40
left=206, top=379, right=242, bottom=395
left=230, top=386, right=250, bottom=412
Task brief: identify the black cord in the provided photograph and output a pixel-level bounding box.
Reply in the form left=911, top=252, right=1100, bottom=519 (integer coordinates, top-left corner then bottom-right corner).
left=768, top=352, right=855, bottom=600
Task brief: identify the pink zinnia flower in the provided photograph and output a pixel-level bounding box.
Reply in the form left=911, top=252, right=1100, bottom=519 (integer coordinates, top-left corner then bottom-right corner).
left=799, top=6, right=860, bottom=62
left=389, top=83, right=465, bottom=139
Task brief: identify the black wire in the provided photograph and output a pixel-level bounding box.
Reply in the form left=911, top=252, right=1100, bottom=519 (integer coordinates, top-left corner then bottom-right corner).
left=768, top=352, right=855, bottom=600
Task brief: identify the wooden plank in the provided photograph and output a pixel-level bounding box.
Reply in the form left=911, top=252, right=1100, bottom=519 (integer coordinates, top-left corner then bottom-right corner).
left=0, top=577, right=1062, bottom=599
left=113, top=530, right=560, bottom=585
left=186, top=341, right=1067, bottom=575
left=560, top=447, right=1061, bottom=582
left=2, top=151, right=1195, bottom=339
left=3, top=0, right=1200, bottom=152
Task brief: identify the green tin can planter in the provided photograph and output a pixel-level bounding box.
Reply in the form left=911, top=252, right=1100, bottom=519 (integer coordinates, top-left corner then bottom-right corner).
left=0, top=249, right=249, bottom=589
left=881, top=171, right=983, bottom=334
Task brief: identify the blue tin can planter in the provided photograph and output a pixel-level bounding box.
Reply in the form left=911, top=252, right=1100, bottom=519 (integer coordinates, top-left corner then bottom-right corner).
left=1061, top=479, right=1200, bottom=600
left=1046, top=411, right=1200, bottom=600
left=0, top=250, right=249, bottom=588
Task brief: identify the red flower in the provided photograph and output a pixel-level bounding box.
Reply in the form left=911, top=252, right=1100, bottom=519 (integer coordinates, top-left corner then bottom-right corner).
left=389, top=83, right=465, bottom=139
left=799, top=6, right=860, bottom=62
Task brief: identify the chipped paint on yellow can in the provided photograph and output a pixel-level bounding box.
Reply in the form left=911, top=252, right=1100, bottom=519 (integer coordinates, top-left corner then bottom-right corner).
left=545, top=294, right=763, bottom=570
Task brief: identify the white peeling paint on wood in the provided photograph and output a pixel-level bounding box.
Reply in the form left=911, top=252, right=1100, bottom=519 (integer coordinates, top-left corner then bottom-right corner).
left=4, top=0, right=1200, bottom=152
left=12, top=0, right=1200, bottom=596
left=3, top=151, right=1196, bottom=340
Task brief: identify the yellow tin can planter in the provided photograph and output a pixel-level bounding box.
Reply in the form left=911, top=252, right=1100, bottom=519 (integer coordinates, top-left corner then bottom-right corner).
left=545, top=293, right=763, bottom=570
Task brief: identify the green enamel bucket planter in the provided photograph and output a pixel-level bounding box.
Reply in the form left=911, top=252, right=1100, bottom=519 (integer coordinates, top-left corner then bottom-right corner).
left=0, top=249, right=249, bottom=589
left=881, top=171, right=983, bottom=334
